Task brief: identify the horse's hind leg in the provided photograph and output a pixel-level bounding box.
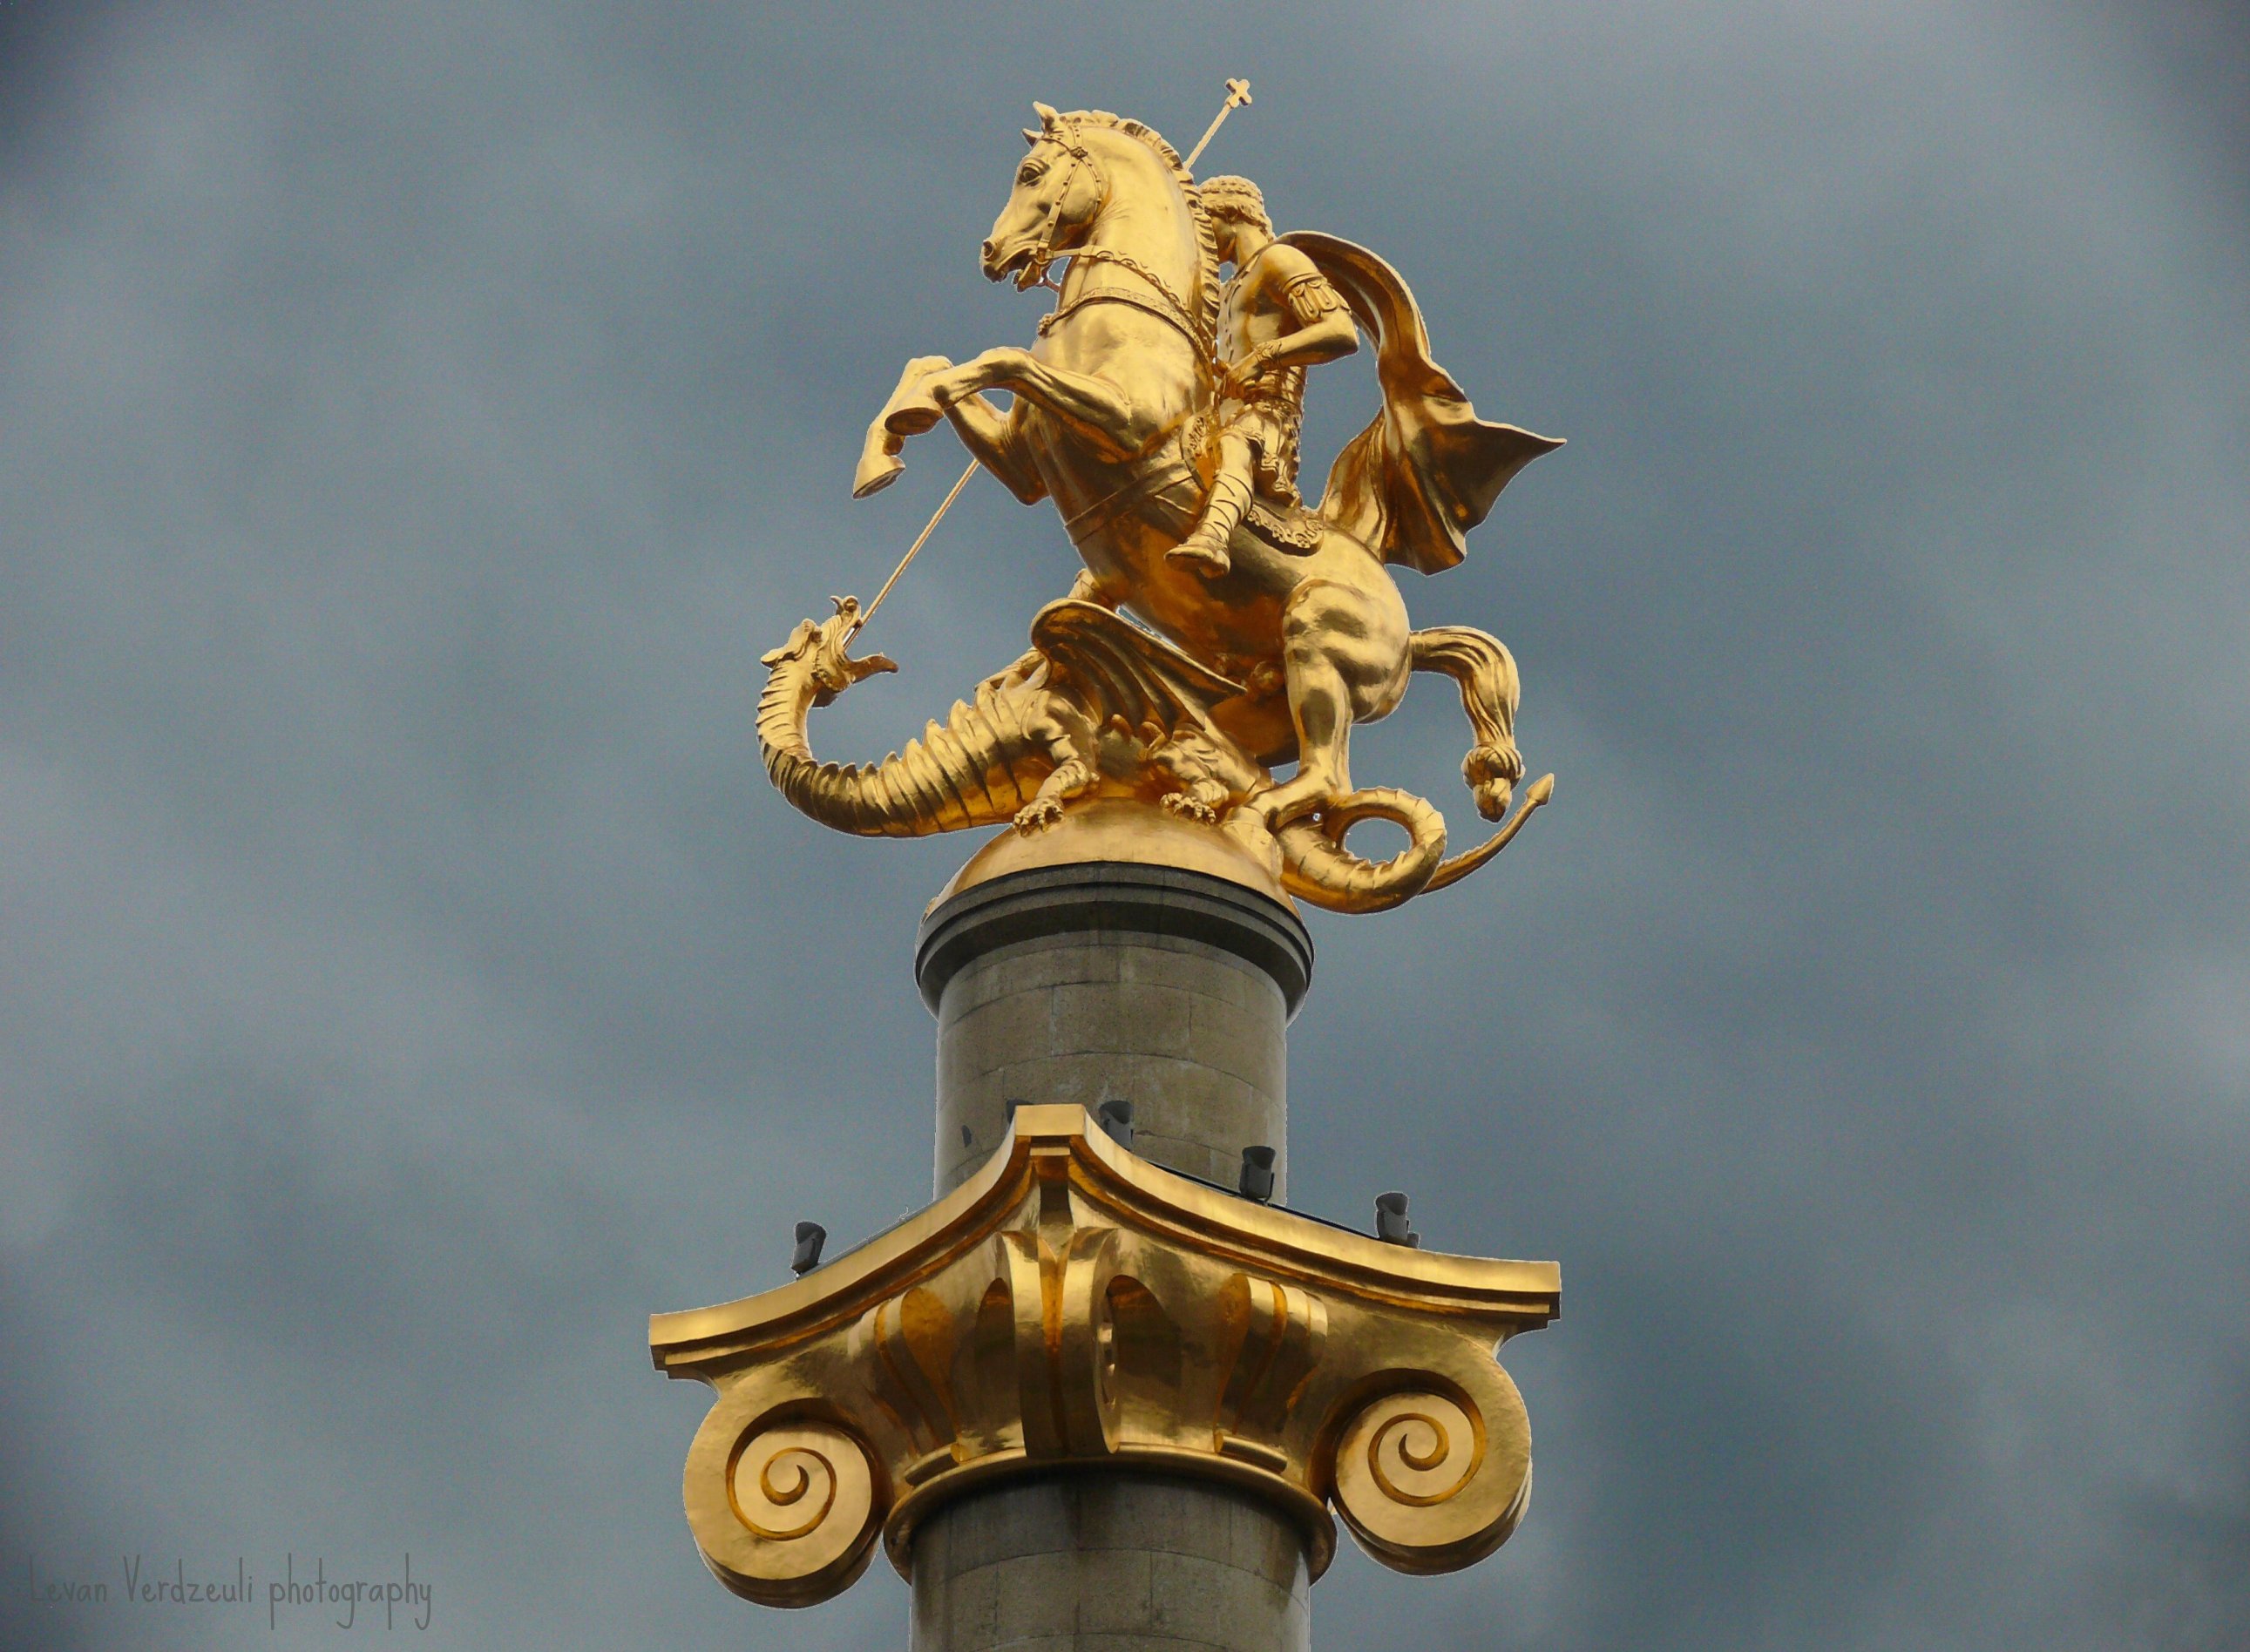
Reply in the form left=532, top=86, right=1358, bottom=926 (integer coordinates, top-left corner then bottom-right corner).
left=1255, top=578, right=1412, bottom=830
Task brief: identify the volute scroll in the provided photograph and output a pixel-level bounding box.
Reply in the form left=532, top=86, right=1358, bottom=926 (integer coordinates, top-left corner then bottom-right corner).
left=653, top=1105, right=1556, bottom=1602
left=682, top=1391, right=887, bottom=1608
left=1323, top=1364, right=1535, bottom=1574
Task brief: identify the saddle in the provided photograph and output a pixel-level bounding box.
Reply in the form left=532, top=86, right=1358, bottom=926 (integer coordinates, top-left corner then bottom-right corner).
left=1176, top=410, right=1325, bottom=554
left=1244, top=498, right=1325, bottom=553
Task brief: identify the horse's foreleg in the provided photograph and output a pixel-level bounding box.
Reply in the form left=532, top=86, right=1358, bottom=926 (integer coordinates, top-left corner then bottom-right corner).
left=855, top=355, right=953, bottom=498
left=927, top=348, right=1159, bottom=464
left=941, top=390, right=1046, bottom=505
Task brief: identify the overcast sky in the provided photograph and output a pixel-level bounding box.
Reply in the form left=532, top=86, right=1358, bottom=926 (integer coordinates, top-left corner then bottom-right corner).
left=2, top=3, right=2245, bottom=1649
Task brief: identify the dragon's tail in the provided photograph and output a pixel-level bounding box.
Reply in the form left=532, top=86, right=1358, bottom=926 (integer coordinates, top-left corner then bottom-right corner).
left=756, top=599, right=1049, bottom=837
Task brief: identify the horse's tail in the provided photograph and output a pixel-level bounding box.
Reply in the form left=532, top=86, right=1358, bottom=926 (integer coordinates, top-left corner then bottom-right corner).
left=1410, top=625, right=1524, bottom=822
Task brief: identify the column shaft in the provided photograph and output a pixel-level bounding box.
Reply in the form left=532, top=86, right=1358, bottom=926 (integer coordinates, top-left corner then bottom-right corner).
left=911, top=863, right=1314, bottom=1652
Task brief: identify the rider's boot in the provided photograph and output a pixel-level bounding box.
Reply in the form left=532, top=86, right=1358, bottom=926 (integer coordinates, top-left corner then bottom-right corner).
left=1168, top=471, right=1251, bottom=577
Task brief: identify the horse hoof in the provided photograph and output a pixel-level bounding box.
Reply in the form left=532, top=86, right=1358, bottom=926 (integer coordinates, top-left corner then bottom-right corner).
left=852, top=450, right=906, bottom=498
left=884, top=396, right=945, bottom=437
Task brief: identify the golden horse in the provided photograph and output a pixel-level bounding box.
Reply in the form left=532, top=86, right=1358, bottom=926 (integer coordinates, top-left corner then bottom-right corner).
left=763, top=105, right=1558, bottom=913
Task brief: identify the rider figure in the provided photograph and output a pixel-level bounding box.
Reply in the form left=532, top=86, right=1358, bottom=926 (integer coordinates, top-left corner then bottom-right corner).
left=1168, top=176, right=1359, bottom=577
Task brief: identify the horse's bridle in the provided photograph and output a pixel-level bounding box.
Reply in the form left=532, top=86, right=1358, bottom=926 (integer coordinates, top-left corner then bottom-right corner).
left=1018, top=117, right=1103, bottom=295
left=1021, top=117, right=1215, bottom=364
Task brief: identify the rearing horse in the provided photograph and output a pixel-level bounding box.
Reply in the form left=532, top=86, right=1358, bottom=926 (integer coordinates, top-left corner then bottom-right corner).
left=839, top=105, right=1554, bottom=908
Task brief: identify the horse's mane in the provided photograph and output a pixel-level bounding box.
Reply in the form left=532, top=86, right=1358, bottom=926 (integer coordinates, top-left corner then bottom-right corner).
left=1060, top=109, right=1220, bottom=355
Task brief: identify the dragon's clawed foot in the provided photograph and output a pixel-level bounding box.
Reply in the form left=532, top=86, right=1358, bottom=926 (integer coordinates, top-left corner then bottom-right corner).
left=1014, top=755, right=1098, bottom=835
left=1160, top=789, right=1222, bottom=826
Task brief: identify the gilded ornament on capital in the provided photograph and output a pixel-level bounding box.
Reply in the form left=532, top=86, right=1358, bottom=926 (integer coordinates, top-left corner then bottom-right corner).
left=652, top=1106, right=1558, bottom=1608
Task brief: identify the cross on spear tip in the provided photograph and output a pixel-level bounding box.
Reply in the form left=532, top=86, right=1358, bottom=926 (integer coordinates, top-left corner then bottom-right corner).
left=1183, top=78, right=1252, bottom=171
left=842, top=78, right=1252, bottom=647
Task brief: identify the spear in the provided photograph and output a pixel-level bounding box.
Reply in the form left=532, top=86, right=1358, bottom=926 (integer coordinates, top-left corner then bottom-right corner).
left=844, top=78, right=1251, bottom=647
left=1183, top=78, right=1252, bottom=170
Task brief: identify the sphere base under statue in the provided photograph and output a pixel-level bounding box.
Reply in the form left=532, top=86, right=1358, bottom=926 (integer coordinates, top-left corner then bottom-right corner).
left=930, top=796, right=1293, bottom=913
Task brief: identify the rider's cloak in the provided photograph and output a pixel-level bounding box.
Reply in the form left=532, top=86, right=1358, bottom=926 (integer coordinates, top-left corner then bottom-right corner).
left=1281, top=231, right=1562, bottom=575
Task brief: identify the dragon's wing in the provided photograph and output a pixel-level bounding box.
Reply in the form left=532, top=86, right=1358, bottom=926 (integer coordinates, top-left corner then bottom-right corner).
left=1029, top=599, right=1245, bottom=731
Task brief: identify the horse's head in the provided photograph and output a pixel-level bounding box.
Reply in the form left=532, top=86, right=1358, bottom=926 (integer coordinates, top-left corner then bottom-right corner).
left=981, top=103, right=1106, bottom=289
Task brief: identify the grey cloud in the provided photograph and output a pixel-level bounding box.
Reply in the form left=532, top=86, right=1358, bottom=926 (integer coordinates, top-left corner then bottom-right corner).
left=2, top=3, right=2245, bottom=1649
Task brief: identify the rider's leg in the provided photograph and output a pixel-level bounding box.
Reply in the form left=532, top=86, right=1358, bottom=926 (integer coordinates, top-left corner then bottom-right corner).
left=1169, top=430, right=1256, bottom=575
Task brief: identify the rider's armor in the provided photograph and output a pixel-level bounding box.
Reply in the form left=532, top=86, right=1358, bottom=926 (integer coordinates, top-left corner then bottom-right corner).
left=1175, top=257, right=1351, bottom=570
left=1230, top=267, right=1350, bottom=506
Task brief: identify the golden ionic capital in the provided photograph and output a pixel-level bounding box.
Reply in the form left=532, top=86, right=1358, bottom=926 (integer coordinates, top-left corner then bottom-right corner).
left=651, top=1106, right=1558, bottom=1607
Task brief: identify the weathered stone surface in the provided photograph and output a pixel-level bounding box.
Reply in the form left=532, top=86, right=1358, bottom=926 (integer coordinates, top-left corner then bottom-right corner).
left=910, top=1475, right=1311, bottom=1652
left=931, top=928, right=1291, bottom=1200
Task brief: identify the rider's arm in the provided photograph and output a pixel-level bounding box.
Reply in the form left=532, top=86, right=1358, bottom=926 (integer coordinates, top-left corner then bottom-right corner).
left=1244, top=248, right=1358, bottom=376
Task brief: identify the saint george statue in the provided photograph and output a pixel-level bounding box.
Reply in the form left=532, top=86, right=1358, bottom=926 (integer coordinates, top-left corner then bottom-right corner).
left=761, top=102, right=1561, bottom=913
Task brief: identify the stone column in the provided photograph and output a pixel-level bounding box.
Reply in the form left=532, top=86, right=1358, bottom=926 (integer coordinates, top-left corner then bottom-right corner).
left=908, top=861, right=1316, bottom=1652
left=650, top=809, right=1553, bottom=1636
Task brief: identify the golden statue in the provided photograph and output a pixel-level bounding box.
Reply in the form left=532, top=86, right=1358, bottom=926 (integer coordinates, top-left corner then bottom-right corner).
left=762, top=102, right=1560, bottom=913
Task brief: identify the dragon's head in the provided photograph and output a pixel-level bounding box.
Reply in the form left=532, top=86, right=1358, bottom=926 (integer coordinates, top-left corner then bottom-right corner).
left=761, top=597, right=898, bottom=707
